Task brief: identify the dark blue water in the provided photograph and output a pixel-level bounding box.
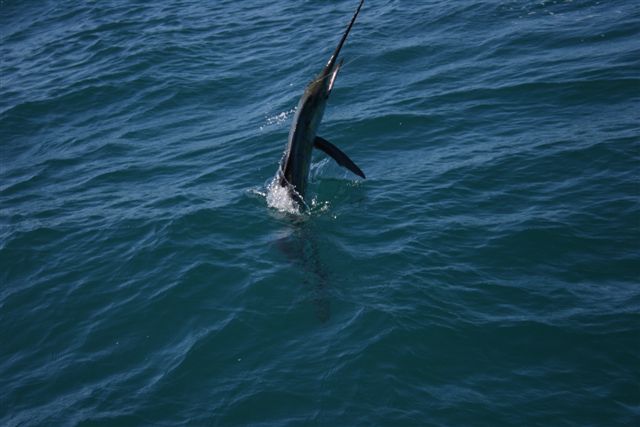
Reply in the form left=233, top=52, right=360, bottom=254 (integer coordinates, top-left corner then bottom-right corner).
left=2, top=1, right=639, bottom=425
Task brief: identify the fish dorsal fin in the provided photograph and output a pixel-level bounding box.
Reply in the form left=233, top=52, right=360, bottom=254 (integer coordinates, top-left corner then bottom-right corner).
left=313, top=136, right=366, bottom=179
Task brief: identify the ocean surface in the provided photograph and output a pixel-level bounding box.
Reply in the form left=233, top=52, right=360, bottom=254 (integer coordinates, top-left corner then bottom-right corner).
left=1, top=0, right=639, bottom=425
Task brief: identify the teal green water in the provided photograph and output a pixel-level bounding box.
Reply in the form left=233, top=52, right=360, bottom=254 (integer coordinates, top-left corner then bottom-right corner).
left=1, top=1, right=639, bottom=425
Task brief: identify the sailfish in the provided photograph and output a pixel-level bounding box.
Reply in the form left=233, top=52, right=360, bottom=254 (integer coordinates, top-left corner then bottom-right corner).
left=276, top=0, right=366, bottom=207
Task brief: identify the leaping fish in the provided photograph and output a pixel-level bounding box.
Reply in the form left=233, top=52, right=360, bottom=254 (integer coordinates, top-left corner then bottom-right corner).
left=276, top=0, right=366, bottom=207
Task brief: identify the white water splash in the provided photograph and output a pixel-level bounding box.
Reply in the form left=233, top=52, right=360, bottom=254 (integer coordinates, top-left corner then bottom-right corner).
left=309, top=196, right=332, bottom=214
left=259, top=107, right=297, bottom=131
left=263, top=174, right=335, bottom=217
left=265, top=175, right=302, bottom=214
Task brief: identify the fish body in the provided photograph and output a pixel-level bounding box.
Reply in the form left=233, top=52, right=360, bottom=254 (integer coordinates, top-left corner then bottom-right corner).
left=277, top=0, right=366, bottom=206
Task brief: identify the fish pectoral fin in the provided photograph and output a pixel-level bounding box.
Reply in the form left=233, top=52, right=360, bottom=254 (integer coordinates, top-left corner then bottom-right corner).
left=327, top=58, right=344, bottom=94
left=314, top=136, right=366, bottom=179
